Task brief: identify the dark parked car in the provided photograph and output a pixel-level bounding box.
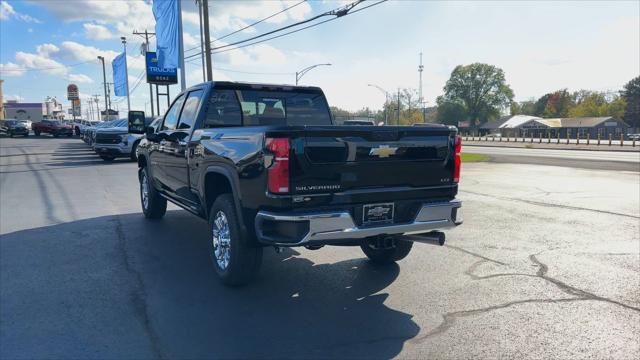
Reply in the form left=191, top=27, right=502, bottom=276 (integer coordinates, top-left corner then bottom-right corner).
left=32, top=120, right=73, bottom=137
left=2, top=120, right=30, bottom=137
left=134, top=81, right=462, bottom=286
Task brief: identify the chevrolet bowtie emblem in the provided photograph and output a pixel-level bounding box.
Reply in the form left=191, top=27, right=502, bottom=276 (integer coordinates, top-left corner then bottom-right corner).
left=369, top=145, right=398, bottom=158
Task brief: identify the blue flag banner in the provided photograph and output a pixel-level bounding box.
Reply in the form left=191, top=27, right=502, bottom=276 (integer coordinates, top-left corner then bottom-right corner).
left=153, top=0, right=179, bottom=69
left=112, top=52, right=128, bottom=97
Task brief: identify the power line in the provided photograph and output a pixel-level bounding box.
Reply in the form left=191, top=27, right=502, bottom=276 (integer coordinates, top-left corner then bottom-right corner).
left=185, top=0, right=382, bottom=61
left=204, top=0, right=387, bottom=57
left=184, top=0, right=308, bottom=54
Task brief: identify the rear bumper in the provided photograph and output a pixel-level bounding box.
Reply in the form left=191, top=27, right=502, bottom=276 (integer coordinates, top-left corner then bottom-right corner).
left=255, top=200, right=462, bottom=246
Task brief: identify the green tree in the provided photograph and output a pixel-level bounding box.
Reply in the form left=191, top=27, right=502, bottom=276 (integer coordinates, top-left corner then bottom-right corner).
left=568, top=91, right=626, bottom=119
left=441, top=63, right=514, bottom=127
left=533, top=89, right=574, bottom=117
left=510, top=99, right=536, bottom=115
left=435, top=96, right=467, bottom=125
left=621, top=76, right=640, bottom=128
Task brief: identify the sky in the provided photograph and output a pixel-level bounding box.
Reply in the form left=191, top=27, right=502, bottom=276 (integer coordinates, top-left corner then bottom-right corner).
left=1, top=0, right=638, bottom=117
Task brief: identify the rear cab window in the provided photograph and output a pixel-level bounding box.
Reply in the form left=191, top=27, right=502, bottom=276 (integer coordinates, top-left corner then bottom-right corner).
left=202, top=85, right=332, bottom=128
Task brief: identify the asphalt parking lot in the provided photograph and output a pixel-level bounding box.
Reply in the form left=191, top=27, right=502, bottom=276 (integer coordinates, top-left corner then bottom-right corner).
left=1, top=136, right=639, bottom=359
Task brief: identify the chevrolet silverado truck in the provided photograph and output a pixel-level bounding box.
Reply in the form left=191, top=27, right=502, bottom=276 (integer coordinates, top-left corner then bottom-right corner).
left=133, top=81, right=462, bottom=285
left=94, top=116, right=156, bottom=162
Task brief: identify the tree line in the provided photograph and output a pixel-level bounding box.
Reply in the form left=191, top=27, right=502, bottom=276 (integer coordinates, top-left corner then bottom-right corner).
left=331, top=64, right=639, bottom=129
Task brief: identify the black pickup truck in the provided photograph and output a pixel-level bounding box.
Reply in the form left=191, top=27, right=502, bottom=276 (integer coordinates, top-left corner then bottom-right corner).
left=132, top=81, right=462, bottom=285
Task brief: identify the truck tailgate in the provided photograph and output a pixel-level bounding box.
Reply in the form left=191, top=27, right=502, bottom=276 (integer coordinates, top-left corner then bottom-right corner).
left=287, top=126, right=456, bottom=194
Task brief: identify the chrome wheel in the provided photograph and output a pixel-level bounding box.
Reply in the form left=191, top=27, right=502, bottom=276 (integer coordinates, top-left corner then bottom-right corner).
left=141, top=172, right=149, bottom=210
left=212, top=211, right=231, bottom=270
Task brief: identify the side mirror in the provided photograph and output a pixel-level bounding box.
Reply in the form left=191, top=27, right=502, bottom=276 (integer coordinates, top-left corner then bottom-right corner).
left=128, top=110, right=146, bottom=134
left=145, top=126, right=159, bottom=141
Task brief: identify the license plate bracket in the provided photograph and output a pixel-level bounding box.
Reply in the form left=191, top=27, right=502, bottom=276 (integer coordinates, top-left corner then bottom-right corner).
left=362, top=203, right=394, bottom=225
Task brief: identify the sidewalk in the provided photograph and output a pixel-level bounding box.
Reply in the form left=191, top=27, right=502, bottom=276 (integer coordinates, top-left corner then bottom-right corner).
left=462, top=139, right=640, bottom=152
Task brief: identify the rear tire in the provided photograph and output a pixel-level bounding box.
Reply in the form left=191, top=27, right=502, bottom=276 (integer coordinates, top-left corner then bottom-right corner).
left=139, top=167, right=167, bottom=219
left=360, top=238, right=413, bottom=265
left=208, top=194, right=262, bottom=286
left=53, top=132, right=59, bottom=138
left=34, top=131, right=40, bottom=136
left=8, top=132, right=13, bottom=138
left=100, top=155, right=115, bottom=161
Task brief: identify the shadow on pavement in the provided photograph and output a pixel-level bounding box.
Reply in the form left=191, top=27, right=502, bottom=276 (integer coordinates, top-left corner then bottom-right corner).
left=1, top=211, right=419, bottom=359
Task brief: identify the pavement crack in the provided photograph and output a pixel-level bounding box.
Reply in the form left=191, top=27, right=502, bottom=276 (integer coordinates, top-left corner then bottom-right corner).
left=461, top=190, right=639, bottom=219
left=444, top=245, right=506, bottom=265
left=529, top=254, right=640, bottom=312
left=113, top=217, right=166, bottom=359
left=411, top=298, right=587, bottom=343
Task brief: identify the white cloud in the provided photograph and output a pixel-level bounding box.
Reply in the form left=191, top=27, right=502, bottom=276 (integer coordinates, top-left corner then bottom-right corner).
left=1, top=1, right=41, bottom=23
left=57, top=41, right=118, bottom=62
left=32, top=0, right=154, bottom=37
left=83, top=23, right=114, bottom=40
left=67, top=73, right=93, bottom=83
left=0, top=62, right=26, bottom=76
left=15, top=51, right=67, bottom=76
left=183, top=32, right=200, bottom=48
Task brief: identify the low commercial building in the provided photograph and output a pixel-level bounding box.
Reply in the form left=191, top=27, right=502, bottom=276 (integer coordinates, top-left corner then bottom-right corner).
left=3, top=101, right=44, bottom=121
left=498, top=116, right=628, bottom=139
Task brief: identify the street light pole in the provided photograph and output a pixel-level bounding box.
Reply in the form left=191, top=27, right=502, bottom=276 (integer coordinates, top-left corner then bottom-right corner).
left=121, top=36, right=131, bottom=112
left=368, top=84, right=390, bottom=125
left=295, top=63, right=331, bottom=85
left=97, top=56, right=108, bottom=118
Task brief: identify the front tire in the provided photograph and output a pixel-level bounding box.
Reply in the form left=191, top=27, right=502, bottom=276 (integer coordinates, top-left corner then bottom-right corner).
left=100, top=155, right=115, bottom=161
left=130, top=141, right=140, bottom=161
left=34, top=131, right=40, bottom=136
left=208, top=194, right=262, bottom=286
left=360, top=238, right=413, bottom=265
left=140, top=167, right=166, bottom=219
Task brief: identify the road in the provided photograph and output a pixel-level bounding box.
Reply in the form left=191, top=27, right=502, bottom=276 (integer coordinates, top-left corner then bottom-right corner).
left=1, top=137, right=639, bottom=359
left=465, top=145, right=640, bottom=171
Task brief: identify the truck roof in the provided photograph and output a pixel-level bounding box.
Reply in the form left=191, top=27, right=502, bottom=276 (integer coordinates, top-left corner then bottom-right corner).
left=185, top=81, right=323, bottom=93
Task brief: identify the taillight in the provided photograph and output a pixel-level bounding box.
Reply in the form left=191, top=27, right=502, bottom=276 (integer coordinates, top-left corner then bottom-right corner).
left=266, top=137, right=290, bottom=193
left=453, top=135, right=462, bottom=183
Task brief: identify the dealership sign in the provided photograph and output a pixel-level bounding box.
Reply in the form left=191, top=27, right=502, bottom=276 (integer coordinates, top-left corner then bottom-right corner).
left=67, top=84, right=79, bottom=100
left=146, top=51, right=177, bottom=85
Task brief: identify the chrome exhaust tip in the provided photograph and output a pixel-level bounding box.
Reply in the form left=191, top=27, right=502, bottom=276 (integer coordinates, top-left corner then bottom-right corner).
left=404, top=231, right=445, bottom=246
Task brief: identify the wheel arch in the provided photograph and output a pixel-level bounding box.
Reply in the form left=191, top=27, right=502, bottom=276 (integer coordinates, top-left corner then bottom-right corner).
left=201, top=165, right=247, bottom=235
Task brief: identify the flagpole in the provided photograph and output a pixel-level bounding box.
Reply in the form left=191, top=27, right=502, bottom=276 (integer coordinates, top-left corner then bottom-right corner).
left=176, top=0, right=186, bottom=91
left=121, top=36, right=131, bottom=112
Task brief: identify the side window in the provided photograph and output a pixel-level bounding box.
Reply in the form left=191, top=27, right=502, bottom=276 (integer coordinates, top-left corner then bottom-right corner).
left=177, top=90, right=203, bottom=130
left=203, top=89, right=242, bottom=128
left=162, top=94, right=185, bottom=131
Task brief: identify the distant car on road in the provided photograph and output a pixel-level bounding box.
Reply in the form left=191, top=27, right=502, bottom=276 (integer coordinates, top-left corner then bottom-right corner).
left=627, top=133, right=640, bottom=141
left=32, top=120, right=73, bottom=137
left=485, top=133, right=502, bottom=138
left=2, top=119, right=30, bottom=137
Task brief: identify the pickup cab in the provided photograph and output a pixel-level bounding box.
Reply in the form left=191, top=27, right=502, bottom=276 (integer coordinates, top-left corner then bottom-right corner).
left=134, top=81, right=462, bottom=285
left=33, top=120, right=73, bottom=137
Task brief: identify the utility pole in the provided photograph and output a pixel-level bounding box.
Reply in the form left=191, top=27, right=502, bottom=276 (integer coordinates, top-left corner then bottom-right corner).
left=202, top=0, right=213, bottom=81
left=106, top=82, right=113, bottom=118
left=196, top=0, right=206, bottom=82
left=121, top=36, right=131, bottom=112
left=176, top=0, right=186, bottom=91
left=97, top=56, right=108, bottom=116
left=92, top=95, right=101, bottom=121
left=133, top=30, right=156, bottom=117
left=418, top=52, right=424, bottom=122
left=397, top=88, right=401, bottom=125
